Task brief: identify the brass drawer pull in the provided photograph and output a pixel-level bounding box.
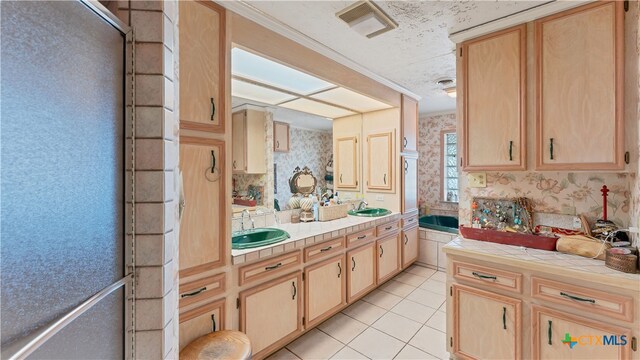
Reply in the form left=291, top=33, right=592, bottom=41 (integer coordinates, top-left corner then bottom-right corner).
left=265, top=262, right=282, bottom=271
left=502, top=307, right=507, bottom=330
left=320, top=246, right=332, bottom=252
left=181, top=287, right=206, bottom=298
left=352, top=257, right=356, bottom=271
left=472, top=271, right=497, bottom=280
left=337, top=262, right=342, bottom=278
left=548, top=320, right=552, bottom=345
left=384, top=226, right=393, bottom=230
left=560, top=292, right=595, bottom=303
left=210, top=98, right=215, bottom=121
left=292, top=281, right=297, bottom=300
left=357, top=235, right=367, bottom=240
left=379, top=245, right=384, bottom=257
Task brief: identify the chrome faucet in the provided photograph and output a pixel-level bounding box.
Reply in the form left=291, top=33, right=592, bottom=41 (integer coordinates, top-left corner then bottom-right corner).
left=241, top=209, right=255, bottom=231
left=357, top=200, right=368, bottom=210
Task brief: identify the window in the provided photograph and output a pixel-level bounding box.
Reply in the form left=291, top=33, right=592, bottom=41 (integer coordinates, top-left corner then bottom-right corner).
left=443, top=131, right=458, bottom=202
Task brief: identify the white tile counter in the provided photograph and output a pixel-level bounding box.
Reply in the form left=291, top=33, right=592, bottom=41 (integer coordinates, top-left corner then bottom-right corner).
left=232, top=212, right=402, bottom=265
left=443, top=237, right=640, bottom=290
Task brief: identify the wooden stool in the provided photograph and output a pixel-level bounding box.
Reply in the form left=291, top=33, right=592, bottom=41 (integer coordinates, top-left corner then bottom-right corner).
left=180, top=331, right=251, bottom=360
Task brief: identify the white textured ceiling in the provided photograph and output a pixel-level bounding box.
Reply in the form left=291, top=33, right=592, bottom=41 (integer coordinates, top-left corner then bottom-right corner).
left=232, top=96, right=334, bottom=131
left=244, top=0, right=542, bottom=114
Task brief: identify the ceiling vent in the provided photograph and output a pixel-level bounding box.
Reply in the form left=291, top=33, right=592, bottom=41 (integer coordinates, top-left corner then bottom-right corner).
left=336, top=1, right=398, bottom=39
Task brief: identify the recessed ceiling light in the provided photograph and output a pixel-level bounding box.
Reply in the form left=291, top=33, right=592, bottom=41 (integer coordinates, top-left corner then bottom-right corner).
left=444, top=87, right=457, bottom=98
left=336, top=1, right=398, bottom=39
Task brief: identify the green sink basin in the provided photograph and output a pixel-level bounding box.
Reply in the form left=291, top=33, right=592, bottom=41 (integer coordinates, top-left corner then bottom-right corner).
left=232, top=228, right=290, bottom=249
left=348, top=208, right=391, bottom=217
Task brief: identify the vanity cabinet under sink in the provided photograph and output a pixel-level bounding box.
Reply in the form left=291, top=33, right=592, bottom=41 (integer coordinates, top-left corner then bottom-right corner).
left=347, top=241, right=377, bottom=303
left=304, top=255, right=346, bottom=327
left=376, top=232, right=401, bottom=283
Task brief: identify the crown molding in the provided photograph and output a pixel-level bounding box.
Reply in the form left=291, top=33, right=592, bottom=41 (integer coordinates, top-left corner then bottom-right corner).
left=217, top=0, right=422, bottom=101
left=449, top=0, right=594, bottom=43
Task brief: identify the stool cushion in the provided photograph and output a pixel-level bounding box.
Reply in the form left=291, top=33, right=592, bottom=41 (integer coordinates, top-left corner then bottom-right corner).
left=180, top=330, right=251, bottom=360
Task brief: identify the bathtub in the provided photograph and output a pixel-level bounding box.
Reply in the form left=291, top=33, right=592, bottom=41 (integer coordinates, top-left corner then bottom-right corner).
left=419, top=215, right=459, bottom=234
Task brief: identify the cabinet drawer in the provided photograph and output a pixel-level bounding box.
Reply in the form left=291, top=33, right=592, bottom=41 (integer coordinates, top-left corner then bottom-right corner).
left=304, top=236, right=345, bottom=263
left=377, top=220, right=400, bottom=238
left=179, top=273, right=226, bottom=308
left=531, top=277, right=633, bottom=322
left=452, top=261, right=522, bottom=293
left=347, top=228, right=376, bottom=247
left=401, top=215, right=418, bottom=229
left=238, top=250, right=301, bottom=286
left=179, top=298, right=225, bottom=352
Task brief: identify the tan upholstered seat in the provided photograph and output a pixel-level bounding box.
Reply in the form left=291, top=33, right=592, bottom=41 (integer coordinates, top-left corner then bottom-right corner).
left=180, top=331, right=251, bottom=360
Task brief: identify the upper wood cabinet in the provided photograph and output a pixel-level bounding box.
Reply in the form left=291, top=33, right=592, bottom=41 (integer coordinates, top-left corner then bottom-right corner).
left=335, top=135, right=359, bottom=190
left=461, top=25, right=526, bottom=171
left=366, top=130, right=394, bottom=191
left=452, top=284, right=522, bottom=359
left=273, top=121, right=290, bottom=152
left=304, top=255, right=346, bottom=327
left=401, top=95, right=418, bottom=154
left=232, top=109, right=266, bottom=174
left=179, top=136, right=226, bottom=276
left=179, top=1, right=225, bottom=133
left=401, top=156, right=418, bottom=214
left=535, top=1, right=624, bottom=170
left=239, top=272, right=303, bottom=358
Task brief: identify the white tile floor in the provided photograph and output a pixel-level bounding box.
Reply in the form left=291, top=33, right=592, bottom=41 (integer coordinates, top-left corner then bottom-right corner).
left=267, top=266, right=450, bottom=360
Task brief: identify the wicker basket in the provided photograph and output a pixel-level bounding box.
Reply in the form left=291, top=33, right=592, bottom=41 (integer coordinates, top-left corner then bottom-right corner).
left=318, top=203, right=349, bottom=222
left=605, top=249, right=638, bottom=273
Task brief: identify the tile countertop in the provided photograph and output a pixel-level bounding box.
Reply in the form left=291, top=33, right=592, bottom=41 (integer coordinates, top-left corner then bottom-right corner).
left=443, top=237, right=640, bottom=291
left=231, top=212, right=402, bottom=265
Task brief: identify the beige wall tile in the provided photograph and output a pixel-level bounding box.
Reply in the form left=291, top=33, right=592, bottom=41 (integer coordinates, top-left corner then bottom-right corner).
left=136, top=234, right=164, bottom=266
left=163, top=140, right=177, bottom=170
left=136, top=266, right=163, bottom=298
left=135, top=330, right=163, bottom=359
left=136, top=298, right=164, bottom=330
left=136, top=107, right=163, bottom=138
left=136, top=75, right=163, bottom=106
left=164, top=171, right=174, bottom=202
left=130, top=1, right=163, bottom=11
left=163, top=108, right=176, bottom=141
left=163, top=77, right=174, bottom=111
left=136, top=138, right=164, bottom=170
left=136, top=42, right=163, bottom=74
left=136, top=202, right=164, bottom=234
left=163, top=14, right=174, bottom=51
left=163, top=230, right=175, bottom=264
left=131, top=10, right=163, bottom=42
left=163, top=46, right=173, bottom=81
left=164, top=200, right=175, bottom=233
left=136, top=171, right=164, bottom=202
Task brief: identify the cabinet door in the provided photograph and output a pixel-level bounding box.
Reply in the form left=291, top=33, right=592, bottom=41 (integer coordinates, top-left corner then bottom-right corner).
left=179, top=1, right=225, bottom=133
left=274, top=121, right=289, bottom=152
left=305, top=255, right=346, bottom=327
left=179, top=298, right=225, bottom=352
left=401, top=95, right=418, bottom=154
left=179, top=136, right=226, bottom=276
left=240, top=272, right=303, bottom=358
left=452, top=284, right=522, bottom=359
left=347, top=242, right=376, bottom=303
left=377, top=234, right=401, bottom=283
left=532, top=305, right=631, bottom=360
left=232, top=111, right=246, bottom=173
left=462, top=25, right=526, bottom=171
left=401, top=226, right=419, bottom=269
left=367, top=131, right=393, bottom=191
left=336, top=136, right=358, bottom=189
left=401, top=156, right=418, bottom=214
left=535, top=2, right=624, bottom=170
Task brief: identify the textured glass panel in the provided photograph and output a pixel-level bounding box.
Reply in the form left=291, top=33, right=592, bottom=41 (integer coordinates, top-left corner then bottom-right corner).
left=1, top=1, right=124, bottom=357
left=447, top=167, right=458, bottom=178
left=447, top=179, right=458, bottom=190
left=445, top=133, right=457, bottom=145
left=447, top=144, right=457, bottom=156
left=446, top=156, right=457, bottom=166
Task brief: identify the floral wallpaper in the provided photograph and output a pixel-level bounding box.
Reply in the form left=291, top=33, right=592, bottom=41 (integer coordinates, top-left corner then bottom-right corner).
left=418, top=112, right=458, bottom=217
left=458, top=172, right=633, bottom=228
left=274, top=127, right=332, bottom=209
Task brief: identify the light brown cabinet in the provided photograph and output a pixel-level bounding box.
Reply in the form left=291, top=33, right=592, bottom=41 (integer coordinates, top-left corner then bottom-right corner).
left=401, top=95, right=418, bottom=154
left=401, top=156, right=418, bottom=214
left=232, top=109, right=266, bottom=174
left=179, top=136, right=226, bottom=276
left=366, top=130, right=394, bottom=191
left=376, top=233, right=401, bottom=283
left=304, top=255, right=346, bottom=327
left=535, top=1, right=624, bottom=170
left=239, top=272, right=303, bottom=358
left=401, top=225, right=419, bottom=269
left=347, top=242, right=377, bottom=303
left=179, top=298, right=225, bottom=352
left=336, top=135, right=359, bottom=190
left=179, top=1, right=225, bottom=133
left=460, top=24, right=526, bottom=171
left=273, top=121, right=290, bottom=152
left=532, top=305, right=631, bottom=359
left=451, top=283, right=522, bottom=359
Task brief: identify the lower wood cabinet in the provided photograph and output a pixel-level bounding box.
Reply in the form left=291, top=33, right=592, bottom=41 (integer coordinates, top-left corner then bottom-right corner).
left=179, top=298, right=225, bottom=352
left=401, top=225, right=419, bottom=269
left=304, top=255, right=346, bottom=327
left=377, top=233, right=401, bottom=283
left=239, top=272, right=303, bottom=358
left=452, top=283, right=522, bottom=359
left=531, top=305, right=631, bottom=360
left=347, top=242, right=377, bottom=302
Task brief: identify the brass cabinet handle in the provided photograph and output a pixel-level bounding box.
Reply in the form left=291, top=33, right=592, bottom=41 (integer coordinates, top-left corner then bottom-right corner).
left=550, top=138, right=554, bottom=160
left=210, top=98, right=215, bottom=121
left=357, top=235, right=366, bottom=240
left=352, top=257, right=356, bottom=271
left=320, top=246, right=332, bottom=252
left=384, top=226, right=393, bottom=230
left=404, top=234, right=408, bottom=245
left=181, top=287, right=206, bottom=298
left=403, top=137, right=408, bottom=148
left=509, top=141, right=513, bottom=161
left=548, top=320, right=552, bottom=345
left=211, top=314, right=216, bottom=332
left=276, top=140, right=280, bottom=149
left=210, top=150, right=216, bottom=173
left=383, top=173, right=386, bottom=185
left=337, top=262, right=342, bottom=278
left=340, top=174, right=343, bottom=183
left=472, top=271, right=497, bottom=280
left=265, top=262, right=282, bottom=271
left=292, top=281, right=297, bottom=300
left=502, top=307, right=507, bottom=330
left=560, top=292, right=595, bottom=303
left=233, top=160, right=237, bottom=169
left=404, top=160, right=409, bottom=174
left=379, top=245, right=384, bottom=257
